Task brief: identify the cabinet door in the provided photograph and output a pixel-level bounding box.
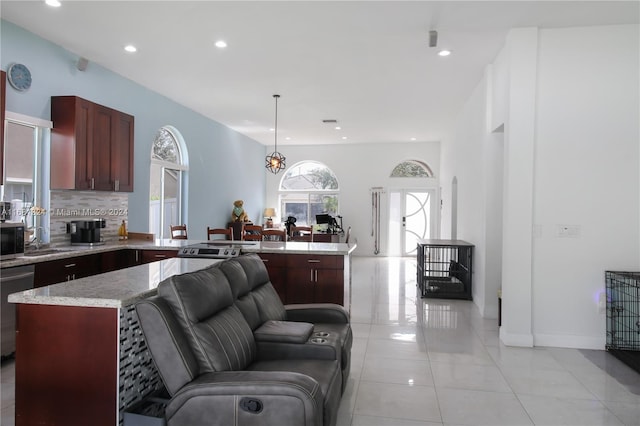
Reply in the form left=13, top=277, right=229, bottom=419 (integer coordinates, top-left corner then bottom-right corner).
left=34, top=254, right=100, bottom=287
left=93, top=104, right=115, bottom=191
left=285, top=267, right=315, bottom=304
left=51, top=96, right=93, bottom=190
left=257, top=253, right=287, bottom=303
left=313, top=269, right=343, bottom=305
left=113, top=111, right=134, bottom=192
left=100, top=249, right=138, bottom=273
left=140, top=250, right=178, bottom=264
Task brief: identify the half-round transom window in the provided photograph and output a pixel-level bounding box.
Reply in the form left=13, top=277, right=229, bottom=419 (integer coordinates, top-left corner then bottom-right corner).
left=152, top=128, right=181, bottom=164
left=280, top=161, right=339, bottom=190
left=390, top=160, right=433, bottom=178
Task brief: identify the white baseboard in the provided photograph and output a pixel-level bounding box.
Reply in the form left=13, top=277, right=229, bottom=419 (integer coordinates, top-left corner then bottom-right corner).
left=534, top=333, right=605, bottom=350
left=499, top=328, right=534, bottom=347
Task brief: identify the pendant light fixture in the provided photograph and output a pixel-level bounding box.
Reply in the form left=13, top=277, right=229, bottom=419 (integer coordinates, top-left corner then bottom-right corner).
left=265, top=94, right=286, bottom=174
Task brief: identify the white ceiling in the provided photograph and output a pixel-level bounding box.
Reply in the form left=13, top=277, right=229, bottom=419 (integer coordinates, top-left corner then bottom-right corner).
left=2, top=1, right=638, bottom=146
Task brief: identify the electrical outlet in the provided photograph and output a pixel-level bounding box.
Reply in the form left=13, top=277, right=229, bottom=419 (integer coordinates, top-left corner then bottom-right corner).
left=557, top=224, right=581, bottom=238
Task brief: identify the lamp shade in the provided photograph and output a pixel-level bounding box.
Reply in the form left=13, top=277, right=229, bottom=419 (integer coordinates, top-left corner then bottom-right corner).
left=263, top=208, right=276, bottom=218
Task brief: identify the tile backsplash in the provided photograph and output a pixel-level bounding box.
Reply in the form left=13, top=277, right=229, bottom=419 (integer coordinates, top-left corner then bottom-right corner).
left=49, top=190, right=129, bottom=246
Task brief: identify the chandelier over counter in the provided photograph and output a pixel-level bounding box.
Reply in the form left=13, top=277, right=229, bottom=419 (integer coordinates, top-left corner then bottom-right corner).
left=265, top=94, right=286, bottom=174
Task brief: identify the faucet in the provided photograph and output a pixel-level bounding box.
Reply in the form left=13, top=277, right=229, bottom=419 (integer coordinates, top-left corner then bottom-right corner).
left=33, top=226, right=45, bottom=250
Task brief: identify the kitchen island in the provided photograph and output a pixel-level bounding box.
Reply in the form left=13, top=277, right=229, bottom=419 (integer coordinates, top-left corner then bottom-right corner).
left=8, top=257, right=220, bottom=426
left=6, top=241, right=356, bottom=426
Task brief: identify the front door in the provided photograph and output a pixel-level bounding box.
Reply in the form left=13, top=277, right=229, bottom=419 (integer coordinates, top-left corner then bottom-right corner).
left=389, top=190, right=436, bottom=256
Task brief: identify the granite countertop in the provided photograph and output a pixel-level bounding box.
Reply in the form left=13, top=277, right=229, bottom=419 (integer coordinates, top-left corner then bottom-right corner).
left=0, top=239, right=356, bottom=269
left=7, top=257, right=220, bottom=308
left=242, top=241, right=356, bottom=255
left=0, top=238, right=195, bottom=268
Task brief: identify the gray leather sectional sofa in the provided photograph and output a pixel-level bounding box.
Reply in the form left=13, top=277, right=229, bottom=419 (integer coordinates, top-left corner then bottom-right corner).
left=136, top=253, right=352, bottom=426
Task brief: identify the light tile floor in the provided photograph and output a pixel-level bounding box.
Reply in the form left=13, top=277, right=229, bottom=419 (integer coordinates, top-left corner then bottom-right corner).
left=2, top=256, right=639, bottom=425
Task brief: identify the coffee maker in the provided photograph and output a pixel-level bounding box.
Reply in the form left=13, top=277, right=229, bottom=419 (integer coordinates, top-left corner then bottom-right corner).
left=67, top=219, right=106, bottom=245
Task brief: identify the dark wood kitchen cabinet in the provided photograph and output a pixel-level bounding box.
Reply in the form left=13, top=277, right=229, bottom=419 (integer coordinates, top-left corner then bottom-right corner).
left=285, top=254, right=344, bottom=305
left=34, top=253, right=101, bottom=287
left=139, top=249, right=178, bottom=264
left=50, top=96, right=134, bottom=192
left=1, top=70, right=6, bottom=184
left=257, top=253, right=288, bottom=303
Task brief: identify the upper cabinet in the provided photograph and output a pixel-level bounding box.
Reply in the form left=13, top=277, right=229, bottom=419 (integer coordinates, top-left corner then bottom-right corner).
left=1, top=70, right=6, bottom=184
left=51, top=96, right=134, bottom=192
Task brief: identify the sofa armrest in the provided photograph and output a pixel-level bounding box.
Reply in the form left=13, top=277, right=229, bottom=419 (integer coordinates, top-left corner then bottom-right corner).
left=285, top=303, right=350, bottom=324
left=166, top=371, right=323, bottom=426
left=254, top=320, right=314, bottom=343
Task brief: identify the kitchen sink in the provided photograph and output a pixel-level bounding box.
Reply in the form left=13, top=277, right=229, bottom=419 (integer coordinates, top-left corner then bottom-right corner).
left=23, top=248, right=72, bottom=257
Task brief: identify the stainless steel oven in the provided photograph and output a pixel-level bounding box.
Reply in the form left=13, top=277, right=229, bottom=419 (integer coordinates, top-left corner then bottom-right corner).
left=1, top=264, right=35, bottom=358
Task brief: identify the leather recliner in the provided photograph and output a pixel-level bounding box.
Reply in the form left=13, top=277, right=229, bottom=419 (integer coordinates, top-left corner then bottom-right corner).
left=136, top=256, right=350, bottom=426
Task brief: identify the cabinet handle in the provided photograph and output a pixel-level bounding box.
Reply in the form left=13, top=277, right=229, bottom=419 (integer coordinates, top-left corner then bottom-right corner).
left=155, top=254, right=167, bottom=258
left=91, top=178, right=95, bottom=190
left=310, top=270, right=314, bottom=282
left=261, top=259, right=269, bottom=263
left=64, top=263, right=76, bottom=268
left=315, top=270, right=318, bottom=282
left=308, top=259, right=320, bottom=263
left=72, top=274, right=76, bottom=280
left=115, top=179, right=120, bottom=191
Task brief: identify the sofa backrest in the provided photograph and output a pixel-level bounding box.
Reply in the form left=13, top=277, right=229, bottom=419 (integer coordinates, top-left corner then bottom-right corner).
left=135, top=296, right=200, bottom=396
left=158, top=263, right=257, bottom=373
left=232, top=254, right=287, bottom=323
left=219, top=258, right=263, bottom=330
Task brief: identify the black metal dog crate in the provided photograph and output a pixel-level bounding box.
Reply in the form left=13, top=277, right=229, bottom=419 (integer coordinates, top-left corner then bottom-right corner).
left=606, top=271, right=640, bottom=373
left=417, top=239, right=473, bottom=300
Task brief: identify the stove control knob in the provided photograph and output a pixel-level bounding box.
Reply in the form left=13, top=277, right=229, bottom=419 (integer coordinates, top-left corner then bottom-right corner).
left=190, top=249, right=196, bottom=254
left=231, top=250, right=237, bottom=255
left=224, top=249, right=229, bottom=255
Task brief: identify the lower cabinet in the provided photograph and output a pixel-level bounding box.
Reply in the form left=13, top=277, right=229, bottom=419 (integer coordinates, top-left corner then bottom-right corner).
left=257, top=253, right=287, bottom=302
left=34, top=253, right=101, bottom=287
left=33, top=248, right=177, bottom=287
left=139, top=249, right=178, bottom=264
left=258, top=253, right=345, bottom=305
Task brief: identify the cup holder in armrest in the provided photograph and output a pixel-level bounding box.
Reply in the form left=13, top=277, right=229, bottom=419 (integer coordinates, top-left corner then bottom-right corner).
left=314, top=331, right=330, bottom=338
left=310, top=337, right=327, bottom=344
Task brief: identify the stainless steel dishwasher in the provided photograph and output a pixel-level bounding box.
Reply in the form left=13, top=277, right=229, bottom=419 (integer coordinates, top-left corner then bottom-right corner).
left=1, top=264, right=35, bottom=359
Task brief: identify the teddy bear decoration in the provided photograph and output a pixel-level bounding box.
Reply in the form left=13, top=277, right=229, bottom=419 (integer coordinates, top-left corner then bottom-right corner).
left=231, top=200, right=250, bottom=222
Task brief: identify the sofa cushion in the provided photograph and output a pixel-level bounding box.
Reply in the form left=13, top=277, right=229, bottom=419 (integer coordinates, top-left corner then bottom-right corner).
left=220, top=258, right=263, bottom=330
left=234, top=254, right=287, bottom=322
left=158, top=264, right=257, bottom=372
left=135, top=296, right=200, bottom=396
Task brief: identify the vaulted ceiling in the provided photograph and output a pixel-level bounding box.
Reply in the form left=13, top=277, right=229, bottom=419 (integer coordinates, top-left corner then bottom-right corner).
left=2, top=1, right=638, bottom=145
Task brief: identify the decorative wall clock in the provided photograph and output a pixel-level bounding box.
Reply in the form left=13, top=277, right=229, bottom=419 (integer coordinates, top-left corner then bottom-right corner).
left=7, top=63, right=32, bottom=92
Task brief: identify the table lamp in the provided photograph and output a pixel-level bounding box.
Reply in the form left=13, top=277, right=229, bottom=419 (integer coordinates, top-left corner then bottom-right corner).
left=263, top=208, right=276, bottom=228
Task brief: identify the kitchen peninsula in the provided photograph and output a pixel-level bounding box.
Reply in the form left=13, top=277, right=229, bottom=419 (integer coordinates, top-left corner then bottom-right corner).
left=6, top=240, right=355, bottom=426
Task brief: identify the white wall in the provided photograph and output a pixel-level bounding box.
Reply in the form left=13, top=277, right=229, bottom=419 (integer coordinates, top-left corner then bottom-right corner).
left=443, top=23, right=639, bottom=349
left=532, top=24, right=639, bottom=349
left=265, top=142, right=441, bottom=256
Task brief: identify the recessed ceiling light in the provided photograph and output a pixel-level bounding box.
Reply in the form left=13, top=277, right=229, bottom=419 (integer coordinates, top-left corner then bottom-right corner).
left=285, top=137, right=291, bottom=140
left=335, top=126, right=341, bottom=130
left=45, top=0, right=61, bottom=7
left=269, top=128, right=275, bottom=132
left=438, top=50, right=452, bottom=57
left=410, top=137, right=417, bottom=141
left=341, top=136, right=348, bottom=140
left=214, top=40, right=227, bottom=48
left=124, top=45, right=137, bottom=53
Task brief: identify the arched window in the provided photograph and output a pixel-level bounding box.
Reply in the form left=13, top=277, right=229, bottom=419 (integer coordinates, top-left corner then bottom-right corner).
left=279, top=161, right=339, bottom=226
left=149, top=126, right=188, bottom=239
left=390, top=160, right=434, bottom=178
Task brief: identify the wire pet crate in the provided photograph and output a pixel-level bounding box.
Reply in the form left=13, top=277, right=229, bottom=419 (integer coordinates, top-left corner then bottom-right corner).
left=606, top=271, right=640, bottom=373
left=417, top=239, right=473, bottom=300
